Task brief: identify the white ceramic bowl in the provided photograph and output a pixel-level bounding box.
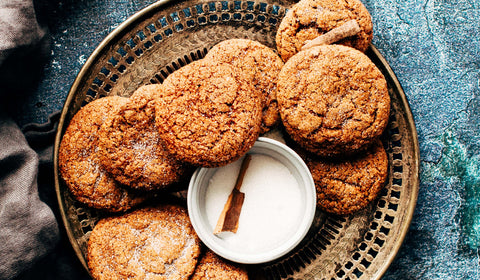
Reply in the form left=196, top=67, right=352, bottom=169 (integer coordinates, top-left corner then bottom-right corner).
left=187, top=137, right=316, bottom=264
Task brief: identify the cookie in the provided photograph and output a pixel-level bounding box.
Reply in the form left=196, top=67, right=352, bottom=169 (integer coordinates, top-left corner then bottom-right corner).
left=155, top=59, right=262, bottom=167
left=305, top=140, right=388, bottom=215
left=276, top=0, right=373, bottom=61
left=87, top=204, right=201, bottom=280
left=277, top=45, right=390, bottom=157
left=205, top=39, right=284, bottom=133
left=191, top=250, right=249, bottom=280
left=98, top=84, right=186, bottom=191
left=59, top=96, right=146, bottom=212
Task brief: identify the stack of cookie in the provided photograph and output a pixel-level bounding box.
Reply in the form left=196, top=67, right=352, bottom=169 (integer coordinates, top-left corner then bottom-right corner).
left=59, top=95, right=149, bottom=213
left=58, top=0, right=391, bottom=278
left=59, top=38, right=284, bottom=280
left=275, top=0, right=390, bottom=215
left=59, top=38, right=285, bottom=212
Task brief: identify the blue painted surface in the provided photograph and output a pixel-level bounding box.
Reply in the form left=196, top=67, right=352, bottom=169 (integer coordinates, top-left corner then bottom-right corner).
left=364, top=0, right=480, bottom=278
left=12, top=0, right=479, bottom=278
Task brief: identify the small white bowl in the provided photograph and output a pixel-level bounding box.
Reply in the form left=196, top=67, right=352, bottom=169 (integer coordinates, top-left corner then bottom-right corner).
left=187, top=137, right=316, bottom=264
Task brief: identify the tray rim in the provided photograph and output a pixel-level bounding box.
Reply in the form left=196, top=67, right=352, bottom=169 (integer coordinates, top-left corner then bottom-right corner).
left=53, top=0, right=420, bottom=277
left=367, top=45, right=420, bottom=279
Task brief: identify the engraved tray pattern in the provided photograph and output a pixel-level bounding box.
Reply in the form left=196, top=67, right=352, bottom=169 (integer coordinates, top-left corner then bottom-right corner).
left=53, top=1, right=420, bottom=279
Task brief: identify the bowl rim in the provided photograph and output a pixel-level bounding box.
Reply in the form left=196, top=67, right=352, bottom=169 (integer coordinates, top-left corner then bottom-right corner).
left=187, top=137, right=316, bottom=264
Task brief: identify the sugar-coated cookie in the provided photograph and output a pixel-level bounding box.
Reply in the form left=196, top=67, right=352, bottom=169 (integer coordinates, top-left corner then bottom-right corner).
left=98, top=85, right=186, bottom=191
left=87, top=205, right=201, bottom=280
left=59, top=96, right=146, bottom=212
left=155, top=59, right=262, bottom=167
left=277, top=45, right=390, bottom=157
left=206, top=39, right=284, bottom=133
left=306, top=140, right=388, bottom=215
left=276, top=0, right=373, bottom=61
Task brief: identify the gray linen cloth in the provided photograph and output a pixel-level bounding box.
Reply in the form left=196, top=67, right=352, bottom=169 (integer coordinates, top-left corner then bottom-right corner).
left=0, top=0, right=59, bottom=279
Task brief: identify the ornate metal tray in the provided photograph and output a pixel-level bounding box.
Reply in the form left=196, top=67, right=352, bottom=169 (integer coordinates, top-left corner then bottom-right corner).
left=54, top=0, right=419, bottom=279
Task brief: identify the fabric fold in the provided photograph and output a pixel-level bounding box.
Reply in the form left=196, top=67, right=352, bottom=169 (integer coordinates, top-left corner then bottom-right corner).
left=0, top=116, right=59, bottom=280
left=0, top=0, right=59, bottom=279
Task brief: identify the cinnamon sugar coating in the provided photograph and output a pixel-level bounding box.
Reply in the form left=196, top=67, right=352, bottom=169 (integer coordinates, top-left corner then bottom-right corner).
left=191, top=250, right=248, bottom=280
left=277, top=45, right=390, bottom=157
left=276, top=0, right=373, bottom=61
left=87, top=205, right=201, bottom=280
left=305, top=140, right=388, bottom=215
left=58, top=96, right=146, bottom=212
left=205, top=39, right=284, bottom=133
left=155, top=59, right=262, bottom=167
left=98, top=84, right=186, bottom=191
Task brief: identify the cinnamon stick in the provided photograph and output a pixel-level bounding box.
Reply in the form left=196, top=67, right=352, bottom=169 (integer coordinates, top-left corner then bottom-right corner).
left=301, top=19, right=361, bottom=50
left=213, top=154, right=252, bottom=235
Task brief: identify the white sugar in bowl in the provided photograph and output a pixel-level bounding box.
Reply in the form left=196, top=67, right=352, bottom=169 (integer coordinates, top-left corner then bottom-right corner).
left=187, top=137, right=316, bottom=264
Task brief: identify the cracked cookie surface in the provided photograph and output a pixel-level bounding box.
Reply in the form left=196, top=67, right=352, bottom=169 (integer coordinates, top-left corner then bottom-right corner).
left=276, top=0, right=373, bottom=62
left=205, top=39, right=283, bottom=134
left=305, top=140, right=388, bottom=215
left=98, top=85, right=186, bottom=191
left=59, top=96, right=146, bottom=212
left=155, top=59, right=262, bottom=167
left=87, top=204, right=201, bottom=280
left=277, top=45, right=390, bottom=157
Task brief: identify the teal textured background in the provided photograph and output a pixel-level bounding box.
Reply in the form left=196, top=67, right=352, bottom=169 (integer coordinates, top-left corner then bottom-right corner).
left=10, top=0, right=480, bottom=279
left=365, top=1, right=480, bottom=278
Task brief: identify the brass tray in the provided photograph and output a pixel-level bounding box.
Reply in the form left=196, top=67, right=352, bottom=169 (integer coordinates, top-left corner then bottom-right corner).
left=54, top=0, right=420, bottom=279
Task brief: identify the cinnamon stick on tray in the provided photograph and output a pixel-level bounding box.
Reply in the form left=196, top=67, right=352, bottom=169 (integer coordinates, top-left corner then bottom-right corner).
left=301, top=19, right=361, bottom=50
left=213, top=154, right=252, bottom=235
